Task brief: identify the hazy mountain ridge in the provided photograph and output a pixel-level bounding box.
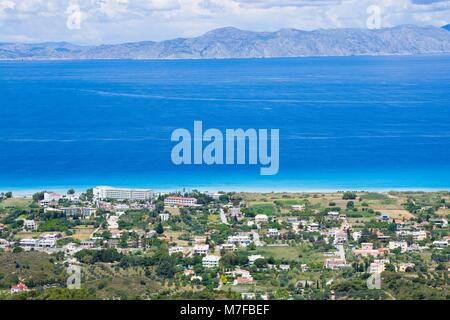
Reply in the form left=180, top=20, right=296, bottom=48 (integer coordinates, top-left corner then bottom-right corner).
left=2, top=25, right=450, bottom=60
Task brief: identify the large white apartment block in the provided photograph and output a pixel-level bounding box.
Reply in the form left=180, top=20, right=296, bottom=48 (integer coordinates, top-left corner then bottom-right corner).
left=93, top=186, right=152, bottom=201
left=202, top=255, right=221, bottom=268
left=164, top=196, right=198, bottom=207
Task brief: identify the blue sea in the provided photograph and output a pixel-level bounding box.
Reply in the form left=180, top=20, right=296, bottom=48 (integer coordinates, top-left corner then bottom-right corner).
left=1, top=55, right=450, bottom=193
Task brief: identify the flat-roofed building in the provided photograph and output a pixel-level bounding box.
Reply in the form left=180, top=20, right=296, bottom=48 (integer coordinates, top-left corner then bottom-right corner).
left=62, top=207, right=96, bottom=218
left=164, top=196, right=197, bottom=207
left=388, top=241, right=408, bottom=253
left=194, top=244, right=209, bottom=255
left=23, top=220, right=37, bottom=231
left=227, top=235, right=252, bottom=247
left=93, top=186, right=152, bottom=201
left=202, top=255, right=221, bottom=268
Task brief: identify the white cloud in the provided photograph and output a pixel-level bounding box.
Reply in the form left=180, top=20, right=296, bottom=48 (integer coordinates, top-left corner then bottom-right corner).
left=0, top=0, right=448, bottom=44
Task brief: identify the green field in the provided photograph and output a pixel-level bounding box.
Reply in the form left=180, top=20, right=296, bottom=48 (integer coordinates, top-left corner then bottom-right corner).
left=253, top=244, right=324, bottom=265
left=0, top=251, right=66, bottom=288
left=0, top=198, right=33, bottom=210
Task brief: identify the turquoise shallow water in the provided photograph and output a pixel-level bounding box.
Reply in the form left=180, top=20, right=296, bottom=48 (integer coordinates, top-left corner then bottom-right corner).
left=1, top=55, right=450, bottom=192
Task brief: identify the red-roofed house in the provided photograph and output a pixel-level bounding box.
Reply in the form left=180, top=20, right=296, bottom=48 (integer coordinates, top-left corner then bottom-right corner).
left=10, top=282, right=28, bottom=293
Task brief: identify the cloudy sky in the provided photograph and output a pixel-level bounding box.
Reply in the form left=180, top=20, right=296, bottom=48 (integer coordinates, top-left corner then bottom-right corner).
left=0, top=0, right=449, bottom=44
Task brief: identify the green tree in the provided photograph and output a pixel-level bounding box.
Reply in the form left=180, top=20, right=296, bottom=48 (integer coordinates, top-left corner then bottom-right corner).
left=155, top=223, right=164, bottom=235
left=343, top=192, right=357, bottom=200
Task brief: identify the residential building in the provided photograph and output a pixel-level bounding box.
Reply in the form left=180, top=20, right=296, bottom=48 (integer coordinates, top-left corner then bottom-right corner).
left=333, top=230, right=348, bottom=245
left=430, top=218, right=448, bottom=228
left=432, top=240, right=449, bottom=249
left=227, top=235, right=252, bottom=247
left=307, top=223, right=319, bottom=232
left=44, top=192, right=63, bottom=202
left=255, top=214, right=269, bottom=223
left=0, top=239, right=10, bottom=249
left=193, top=244, right=209, bottom=255
left=325, top=258, right=349, bottom=270
left=62, top=207, right=96, bottom=218
left=202, top=255, right=221, bottom=268
left=327, top=211, right=340, bottom=218
left=23, top=220, right=37, bottom=231
left=352, top=231, right=362, bottom=242
left=10, top=283, right=28, bottom=294
left=368, top=262, right=386, bottom=274
left=398, top=263, right=415, bottom=272
left=292, top=204, right=305, bottom=211
left=20, top=238, right=37, bottom=248
left=93, top=186, right=152, bottom=201
left=241, top=293, right=256, bottom=300
left=267, top=228, right=280, bottom=238
left=220, top=243, right=237, bottom=251
left=234, top=277, right=254, bottom=285
left=248, top=255, right=264, bottom=265
left=388, top=241, right=408, bottom=253
left=353, top=243, right=386, bottom=257
left=159, top=213, right=170, bottom=222
left=169, top=246, right=186, bottom=255
left=193, top=236, right=207, bottom=244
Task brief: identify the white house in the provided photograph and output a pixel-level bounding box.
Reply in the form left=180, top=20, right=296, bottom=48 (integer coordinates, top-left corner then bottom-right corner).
left=19, top=238, right=37, bottom=248
left=333, top=230, right=348, bottom=245
left=62, top=207, right=96, bottom=218
left=44, top=192, right=63, bottom=202
left=248, top=255, right=264, bottom=265
left=202, top=255, right=221, bottom=268
left=267, top=228, right=280, bottom=238
left=193, top=244, right=209, bottom=255
left=388, top=241, right=408, bottom=253
left=352, top=231, right=362, bottom=242
left=23, top=220, right=37, bottom=231
left=159, top=213, right=170, bottom=222
left=227, top=235, right=252, bottom=247
left=169, top=246, right=186, bottom=255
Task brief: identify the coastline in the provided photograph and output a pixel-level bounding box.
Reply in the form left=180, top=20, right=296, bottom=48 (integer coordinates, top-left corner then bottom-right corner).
left=1, top=52, right=450, bottom=62
left=3, top=185, right=450, bottom=197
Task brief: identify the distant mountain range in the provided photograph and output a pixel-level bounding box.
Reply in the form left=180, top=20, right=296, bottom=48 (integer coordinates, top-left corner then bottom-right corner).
left=1, top=25, right=450, bottom=60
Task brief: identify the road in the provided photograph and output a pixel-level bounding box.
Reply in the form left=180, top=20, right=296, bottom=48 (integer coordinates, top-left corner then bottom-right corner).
left=220, top=209, right=229, bottom=225
left=336, top=244, right=346, bottom=262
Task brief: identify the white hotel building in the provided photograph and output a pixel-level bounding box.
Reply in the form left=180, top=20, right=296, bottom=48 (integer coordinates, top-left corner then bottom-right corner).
left=164, top=196, right=198, bottom=207
left=93, top=186, right=152, bottom=201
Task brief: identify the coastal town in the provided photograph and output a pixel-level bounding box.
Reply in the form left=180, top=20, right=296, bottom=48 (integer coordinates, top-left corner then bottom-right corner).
left=0, top=187, right=448, bottom=300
